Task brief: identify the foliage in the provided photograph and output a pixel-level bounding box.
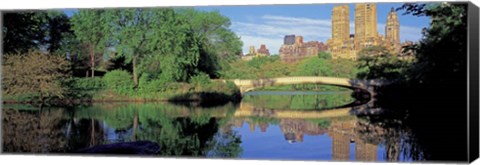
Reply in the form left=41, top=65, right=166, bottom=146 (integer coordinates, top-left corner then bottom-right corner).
left=190, top=72, right=212, bottom=90
left=72, top=77, right=105, bottom=91
left=220, top=53, right=360, bottom=80
left=2, top=11, right=72, bottom=54
left=177, top=9, right=243, bottom=78
left=2, top=50, right=70, bottom=102
left=293, top=56, right=333, bottom=76
left=220, top=56, right=296, bottom=79
left=105, top=8, right=205, bottom=87
left=246, top=56, right=279, bottom=69
left=242, top=92, right=354, bottom=110
left=43, top=11, right=74, bottom=53
left=318, top=51, right=332, bottom=60
left=330, top=58, right=358, bottom=78
left=71, top=9, right=109, bottom=77
left=356, top=46, right=411, bottom=80
left=400, top=3, right=467, bottom=86
left=2, top=12, right=46, bottom=54
left=102, top=70, right=134, bottom=95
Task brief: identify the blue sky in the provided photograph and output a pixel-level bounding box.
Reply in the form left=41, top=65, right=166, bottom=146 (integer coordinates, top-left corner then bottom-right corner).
left=64, top=3, right=431, bottom=54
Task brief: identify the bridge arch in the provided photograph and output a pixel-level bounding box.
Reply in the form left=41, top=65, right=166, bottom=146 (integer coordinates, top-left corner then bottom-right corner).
left=229, top=76, right=378, bottom=94
left=220, top=76, right=386, bottom=106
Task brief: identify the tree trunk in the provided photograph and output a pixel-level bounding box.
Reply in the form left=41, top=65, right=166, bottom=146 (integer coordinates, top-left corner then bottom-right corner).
left=90, top=118, right=95, bottom=147
left=132, top=56, right=138, bottom=87
left=91, top=47, right=95, bottom=78
left=132, top=111, right=138, bottom=141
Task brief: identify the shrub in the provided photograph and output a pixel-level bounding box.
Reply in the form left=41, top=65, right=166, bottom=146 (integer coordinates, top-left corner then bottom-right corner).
left=189, top=72, right=212, bottom=90
left=2, top=50, right=70, bottom=102
left=138, top=73, right=152, bottom=89
left=102, top=70, right=134, bottom=95
left=72, top=77, right=104, bottom=91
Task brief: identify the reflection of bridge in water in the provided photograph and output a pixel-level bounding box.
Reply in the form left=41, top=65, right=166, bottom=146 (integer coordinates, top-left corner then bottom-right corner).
left=233, top=102, right=352, bottom=119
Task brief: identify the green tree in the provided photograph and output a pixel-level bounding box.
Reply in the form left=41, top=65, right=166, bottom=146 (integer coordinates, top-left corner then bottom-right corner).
left=3, top=11, right=74, bottom=54
left=356, top=46, right=409, bottom=80
left=71, top=9, right=108, bottom=77
left=2, top=50, right=70, bottom=104
left=177, top=9, right=243, bottom=78
left=102, top=70, right=134, bottom=95
left=294, top=57, right=333, bottom=76
left=357, top=45, right=391, bottom=57
left=399, top=3, right=467, bottom=86
left=318, top=51, right=332, bottom=60
left=331, top=58, right=358, bottom=78
left=106, top=8, right=202, bottom=86
left=43, top=11, right=73, bottom=53
left=2, top=12, right=46, bottom=54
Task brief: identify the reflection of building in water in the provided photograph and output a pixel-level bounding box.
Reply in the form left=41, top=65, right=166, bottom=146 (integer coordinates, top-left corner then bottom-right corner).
left=280, top=119, right=328, bottom=143
left=328, top=119, right=384, bottom=162
left=355, top=141, right=378, bottom=161
left=259, top=123, right=269, bottom=133
left=248, top=120, right=256, bottom=132
left=222, top=103, right=398, bottom=162
left=331, top=130, right=352, bottom=160
left=329, top=120, right=356, bottom=160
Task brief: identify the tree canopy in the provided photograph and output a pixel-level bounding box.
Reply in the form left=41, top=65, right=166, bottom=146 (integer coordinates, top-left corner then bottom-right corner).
left=2, top=50, right=70, bottom=102
left=2, top=11, right=72, bottom=55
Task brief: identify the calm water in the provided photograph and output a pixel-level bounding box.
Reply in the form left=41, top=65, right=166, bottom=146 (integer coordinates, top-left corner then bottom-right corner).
left=1, top=90, right=468, bottom=162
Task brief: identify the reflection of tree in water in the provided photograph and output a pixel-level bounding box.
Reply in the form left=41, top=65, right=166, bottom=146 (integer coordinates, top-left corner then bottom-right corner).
left=2, top=109, right=68, bottom=153
left=356, top=105, right=466, bottom=161
left=2, top=103, right=244, bottom=157
left=242, top=93, right=354, bottom=110
left=206, top=129, right=243, bottom=158
left=137, top=116, right=242, bottom=157
left=65, top=118, right=106, bottom=150
left=356, top=109, right=425, bottom=161
left=75, top=104, right=244, bottom=156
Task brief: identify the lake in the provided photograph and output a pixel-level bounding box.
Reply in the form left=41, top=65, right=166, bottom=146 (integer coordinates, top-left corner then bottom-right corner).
left=1, top=90, right=468, bottom=162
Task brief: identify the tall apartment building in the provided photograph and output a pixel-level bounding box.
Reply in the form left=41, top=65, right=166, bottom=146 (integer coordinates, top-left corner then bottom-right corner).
left=327, top=3, right=401, bottom=59
left=327, top=5, right=357, bottom=59
left=354, top=3, right=382, bottom=51
left=332, top=5, right=350, bottom=41
left=385, top=7, right=401, bottom=53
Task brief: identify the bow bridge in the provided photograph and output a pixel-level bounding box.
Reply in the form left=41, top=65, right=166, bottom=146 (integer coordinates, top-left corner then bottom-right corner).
left=221, top=76, right=387, bottom=97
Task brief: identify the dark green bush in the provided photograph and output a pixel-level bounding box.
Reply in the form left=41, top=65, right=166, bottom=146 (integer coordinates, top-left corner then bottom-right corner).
left=190, top=72, right=212, bottom=90
left=72, top=77, right=104, bottom=91
left=103, top=70, right=134, bottom=95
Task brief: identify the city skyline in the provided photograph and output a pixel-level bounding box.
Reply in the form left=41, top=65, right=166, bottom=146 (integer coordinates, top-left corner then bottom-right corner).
left=196, top=3, right=430, bottom=55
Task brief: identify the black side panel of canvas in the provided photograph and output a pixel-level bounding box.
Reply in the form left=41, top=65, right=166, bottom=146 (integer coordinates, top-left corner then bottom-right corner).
left=468, top=1, right=480, bottom=163
left=0, top=10, right=4, bottom=154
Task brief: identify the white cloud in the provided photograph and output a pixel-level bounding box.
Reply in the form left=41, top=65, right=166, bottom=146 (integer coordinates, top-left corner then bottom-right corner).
left=233, top=15, right=333, bottom=54
left=261, top=15, right=331, bottom=26
left=233, top=15, right=424, bottom=54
